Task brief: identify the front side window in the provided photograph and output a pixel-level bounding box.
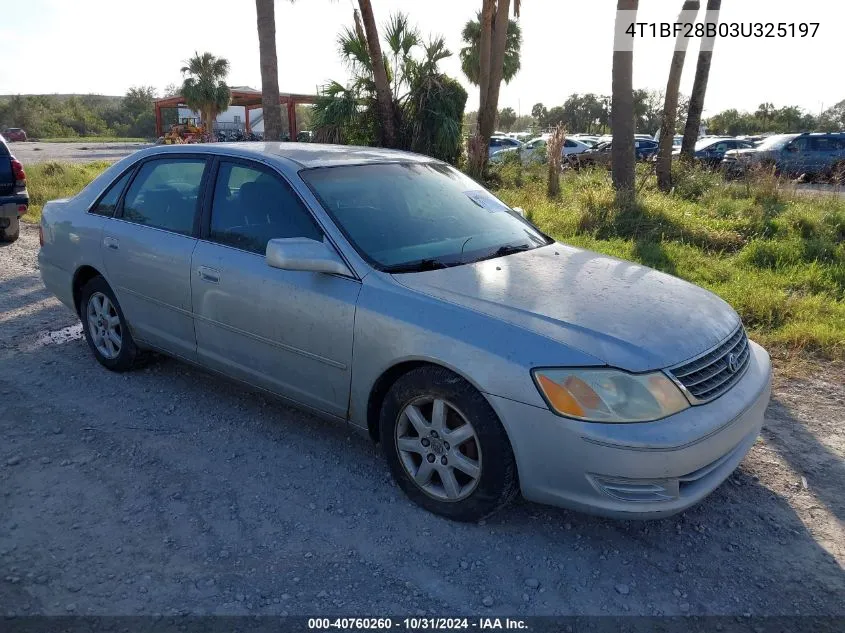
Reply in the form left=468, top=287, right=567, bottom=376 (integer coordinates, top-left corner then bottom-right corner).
left=301, top=162, right=550, bottom=272
left=786, top=137, right=811, bottom=152
left=209, top=162, right=322, bottom=255
left=90, top=170, right=133, bottom=217
left=122, top=158, right=206, bottom=235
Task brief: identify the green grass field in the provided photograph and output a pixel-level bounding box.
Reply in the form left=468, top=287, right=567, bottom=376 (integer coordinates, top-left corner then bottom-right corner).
left=21, top=160, right=845, bottom=361
left=23, top=161, right=113, bottom=223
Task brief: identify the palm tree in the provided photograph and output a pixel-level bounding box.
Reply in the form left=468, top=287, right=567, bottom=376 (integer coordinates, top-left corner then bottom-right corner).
left=255, top=0, right=283, bottom=141
left=180, top=52, right=232, bottom=140
left=459, top=13, right=522, bottom=85
left=268, top=0, right=395, bottom=147
left=611, top=0, right=639, bottom=204
left=357, top=0, right=397, bottom=147
left=656, top=0, right=700, bottom=191
left=680, top=0, right=721, bottom=158
left=468, top=0, right=523, bottom=177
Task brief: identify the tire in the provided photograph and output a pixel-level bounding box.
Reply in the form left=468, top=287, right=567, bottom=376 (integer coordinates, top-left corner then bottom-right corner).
left=0, top=216, right=20, bottom=243
left=379, top=366, right=518, bottom=522
left=78, top=276, right=142, bottom=372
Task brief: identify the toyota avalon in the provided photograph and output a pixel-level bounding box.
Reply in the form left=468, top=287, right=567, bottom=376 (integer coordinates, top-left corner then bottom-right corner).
left=38, top=143, right=772, bottom=522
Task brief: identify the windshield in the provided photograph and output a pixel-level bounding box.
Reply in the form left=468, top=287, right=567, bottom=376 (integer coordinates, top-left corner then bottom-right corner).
left=301, top=162, right=551, bottom=272
left=755, top=134, right=796, bottom=151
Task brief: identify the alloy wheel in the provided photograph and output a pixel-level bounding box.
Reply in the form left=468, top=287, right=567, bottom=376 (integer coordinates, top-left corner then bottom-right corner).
left=395, top=397, right=482, bottom=502
left=86, top=292, right=122, bottom=360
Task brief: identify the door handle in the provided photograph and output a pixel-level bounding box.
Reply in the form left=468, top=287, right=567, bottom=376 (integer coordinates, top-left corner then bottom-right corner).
left=103, top=236, right=119, bottom=250
left=197, top=266, right=220, bottom=283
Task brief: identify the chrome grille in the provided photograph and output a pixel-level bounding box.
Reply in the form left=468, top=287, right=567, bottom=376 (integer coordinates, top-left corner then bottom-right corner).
left=669, top=326, right=750, bottom=403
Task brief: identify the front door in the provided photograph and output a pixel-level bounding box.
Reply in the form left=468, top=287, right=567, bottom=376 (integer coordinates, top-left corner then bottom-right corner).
left=102, top=156, right=208, bottom=360
left=190, top=159, right=361, bottom=417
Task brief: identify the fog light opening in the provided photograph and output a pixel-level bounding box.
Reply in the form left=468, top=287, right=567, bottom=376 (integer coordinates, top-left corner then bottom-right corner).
left=591, top=475, right=680, bottom=503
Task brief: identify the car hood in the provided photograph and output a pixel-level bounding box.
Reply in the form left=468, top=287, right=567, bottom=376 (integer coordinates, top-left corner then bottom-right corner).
left=392, top=243, right=740, bottom=372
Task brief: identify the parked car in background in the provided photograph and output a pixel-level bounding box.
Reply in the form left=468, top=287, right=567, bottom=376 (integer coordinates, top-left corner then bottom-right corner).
left=721, top=132, right=845, bottom=180
left=570, top=134, right=601, bottom=148
left=573, top=138, right=658, bottom=168
left=673, top=137, right=756, bottom=167
left=652, top=133, right=684, bottom=149
left=2, top=128, right=27, bottom=142
left=491, top=135, right=591, bottom=165
left=488, top=135, right=523, bottom=158
left=0, top=134, right=29, bottom=242
left=38, top=143, right=771, bottom=521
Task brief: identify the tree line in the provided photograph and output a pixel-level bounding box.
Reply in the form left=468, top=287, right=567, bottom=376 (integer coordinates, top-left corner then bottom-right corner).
left=480, top=93, right=844, bottom=137
left=0, top=88, right=172, bottom=139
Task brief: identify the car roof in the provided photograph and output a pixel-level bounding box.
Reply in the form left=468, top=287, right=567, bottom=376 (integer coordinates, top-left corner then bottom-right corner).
left=137, top=142, right=434, bottom=169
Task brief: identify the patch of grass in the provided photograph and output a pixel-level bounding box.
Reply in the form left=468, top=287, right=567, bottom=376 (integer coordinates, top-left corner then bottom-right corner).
left=22, top=161, right=112, bottom=223
left=34, top=137, right=148, bottom=144
left=493, top=162, right=845, bottom=361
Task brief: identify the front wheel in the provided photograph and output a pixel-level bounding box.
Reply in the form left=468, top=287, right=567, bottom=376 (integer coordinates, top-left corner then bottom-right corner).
left=79, top=276, right=142, bottom=372
left=379, top=366, right=518, bottom=522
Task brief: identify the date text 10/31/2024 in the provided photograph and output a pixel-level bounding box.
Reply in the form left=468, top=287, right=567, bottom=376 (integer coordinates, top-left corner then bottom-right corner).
left=307, top=618, right=529, bottom=630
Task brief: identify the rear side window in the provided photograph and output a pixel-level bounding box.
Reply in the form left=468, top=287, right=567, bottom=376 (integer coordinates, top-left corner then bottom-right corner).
left=209, top=161, right=322, bottom=255
left=90, top=170, right=133, bottom=217
left=810, top=136, right=843, bottom=151
left=121, top=158, right=206, bottom=235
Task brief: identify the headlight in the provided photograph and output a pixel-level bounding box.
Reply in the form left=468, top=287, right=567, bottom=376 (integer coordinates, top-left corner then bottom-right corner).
left=532, top=368, right=689, bottom=423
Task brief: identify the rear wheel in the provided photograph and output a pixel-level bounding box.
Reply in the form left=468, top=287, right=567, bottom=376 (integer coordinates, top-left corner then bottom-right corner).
left=79, top=276, right=142, bottom=372
left=379, top=366, right=518, bottom=522
left=0, top=216, right=19, bottom=243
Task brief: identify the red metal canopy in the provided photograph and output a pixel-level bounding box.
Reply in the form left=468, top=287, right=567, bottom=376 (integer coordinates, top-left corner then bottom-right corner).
left=154, top=87, right=319, bottom=138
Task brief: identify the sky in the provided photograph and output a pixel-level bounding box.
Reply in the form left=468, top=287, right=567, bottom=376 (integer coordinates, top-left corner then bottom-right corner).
left=1, top=0, right=842, bottom=118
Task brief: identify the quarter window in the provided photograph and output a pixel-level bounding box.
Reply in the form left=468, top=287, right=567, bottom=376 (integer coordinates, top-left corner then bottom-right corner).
left=209, top=162, right=322, bottom=255
left=121, top=159, right=206, bottom=235
left=90, top=170, right=133, bottom=217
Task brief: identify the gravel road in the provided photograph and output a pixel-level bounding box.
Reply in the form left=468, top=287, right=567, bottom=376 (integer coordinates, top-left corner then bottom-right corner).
left=1, top=223, right=843, bottom=618
left=9, top=142, right=152, bottom=165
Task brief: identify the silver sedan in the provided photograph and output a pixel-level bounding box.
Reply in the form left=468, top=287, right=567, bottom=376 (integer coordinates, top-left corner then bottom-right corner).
left=38, top=143, right=772, bottom=522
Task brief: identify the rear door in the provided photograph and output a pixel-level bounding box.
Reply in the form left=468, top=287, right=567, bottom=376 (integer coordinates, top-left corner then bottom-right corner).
left=102, top=155, right=209, bottom=361
left=190, top=158, right=361, bottom=417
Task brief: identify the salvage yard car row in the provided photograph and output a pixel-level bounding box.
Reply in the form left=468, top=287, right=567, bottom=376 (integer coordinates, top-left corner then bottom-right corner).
left=491, top=130, right=845, bottom=182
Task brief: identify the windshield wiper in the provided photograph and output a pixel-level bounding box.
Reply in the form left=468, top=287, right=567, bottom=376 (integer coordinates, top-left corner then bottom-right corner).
left=383, top=258, right=452, bottom=274
left=470, top=242, right=534, bottom=264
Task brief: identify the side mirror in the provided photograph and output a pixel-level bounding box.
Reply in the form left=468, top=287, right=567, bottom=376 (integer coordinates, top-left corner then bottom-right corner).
left=265, top=237, right=353, bottom=277
left=512, top=206, right=527, bottom=218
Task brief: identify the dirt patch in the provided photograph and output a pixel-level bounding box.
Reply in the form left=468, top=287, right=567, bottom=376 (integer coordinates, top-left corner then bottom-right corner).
left=1, top=223, right=843, bottom=616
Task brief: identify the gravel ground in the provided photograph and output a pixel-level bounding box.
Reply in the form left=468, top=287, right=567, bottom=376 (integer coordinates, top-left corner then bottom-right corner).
left=9, top=142, right=152, bottom=165
left=1, top=223, right=843, bottom=617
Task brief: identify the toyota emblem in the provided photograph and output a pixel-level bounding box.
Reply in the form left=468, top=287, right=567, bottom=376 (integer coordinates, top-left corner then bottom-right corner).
left=727, top=353, right=739, bottom=373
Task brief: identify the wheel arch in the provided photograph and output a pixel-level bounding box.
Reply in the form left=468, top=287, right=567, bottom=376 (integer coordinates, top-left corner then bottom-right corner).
left=72, top=265, right=105, bottom=316
left=364, top=358, right=491, bottom=444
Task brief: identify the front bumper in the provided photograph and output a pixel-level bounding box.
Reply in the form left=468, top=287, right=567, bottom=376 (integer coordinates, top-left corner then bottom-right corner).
left=488, top=340, right=772, bottom=519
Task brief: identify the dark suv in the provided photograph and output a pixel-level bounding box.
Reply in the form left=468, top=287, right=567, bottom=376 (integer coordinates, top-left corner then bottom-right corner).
left=722, top=132, right=845, bottom=180
left=0, top=134, right=29, bottom=242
